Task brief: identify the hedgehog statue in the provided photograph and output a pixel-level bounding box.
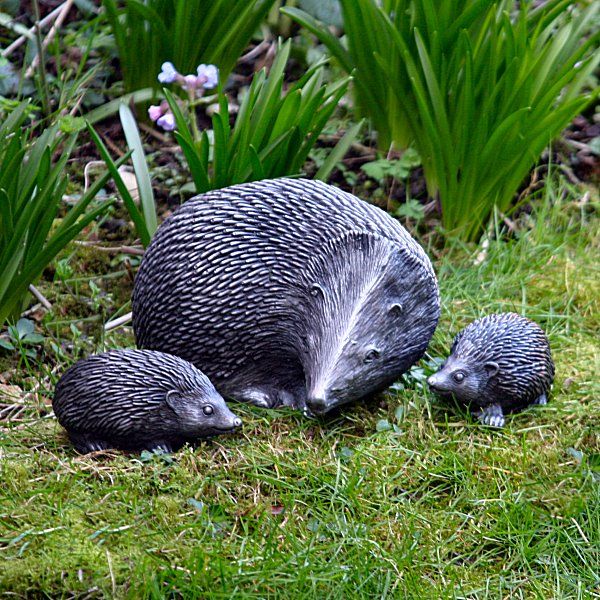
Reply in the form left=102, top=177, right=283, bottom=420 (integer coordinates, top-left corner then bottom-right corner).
left=427, top=313, right=554, bottom=427
left=132, top=178, right=440, bottom=416
left=53, top=349, right=242, bottom=453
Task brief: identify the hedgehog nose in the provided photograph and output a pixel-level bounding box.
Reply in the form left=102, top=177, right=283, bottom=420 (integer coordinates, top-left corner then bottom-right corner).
left=307, top=395, right=328, bottom=415
left=233, top=417, right=242, bottom=428
left=427, top=374, right=441, bottom=391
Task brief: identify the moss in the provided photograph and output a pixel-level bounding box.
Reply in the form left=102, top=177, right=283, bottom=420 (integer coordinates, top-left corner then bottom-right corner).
left=1, top=182, right=598, bottom=597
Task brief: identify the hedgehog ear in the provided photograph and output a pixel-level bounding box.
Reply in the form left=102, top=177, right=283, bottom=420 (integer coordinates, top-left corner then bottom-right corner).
left=483, top=361, right=499, bottom=378
left=165, top=390, right=180, bottom=412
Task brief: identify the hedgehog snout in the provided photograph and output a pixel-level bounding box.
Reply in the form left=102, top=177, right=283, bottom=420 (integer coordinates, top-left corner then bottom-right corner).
left=306, top=394, right=328, bottom=416
left=215, top=402, right=243, bottom=430
left=427, top=371, right=450, bottom=393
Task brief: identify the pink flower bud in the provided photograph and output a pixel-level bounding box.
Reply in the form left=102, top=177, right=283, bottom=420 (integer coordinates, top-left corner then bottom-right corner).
left=148, top=105, right=163, bottom=122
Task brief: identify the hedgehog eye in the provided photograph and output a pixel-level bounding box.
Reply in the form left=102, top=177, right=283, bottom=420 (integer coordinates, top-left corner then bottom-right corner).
left=389, top=303, right=403, bottom=316
left=203, top=405, right=214, bottom=416
left=310, top=283, right=325, bottom=298
left=452, top=371, right=466, bottom=383
left=364, top=348, right=381, bottom=363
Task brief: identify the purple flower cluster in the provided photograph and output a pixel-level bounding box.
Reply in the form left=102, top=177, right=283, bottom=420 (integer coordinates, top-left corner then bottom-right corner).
left=149, top=61, right=219, bottom=131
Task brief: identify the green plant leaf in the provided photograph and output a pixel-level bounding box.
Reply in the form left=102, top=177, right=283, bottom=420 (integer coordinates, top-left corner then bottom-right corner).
left=119, top=104, right=158, bottom=238
left=289, top=0, right=600, bottom=240
left=315, top=120, right=363, bottom=181
left=102, top=0, right=276, bottom=94
left=86, top=123, right=150, bottom=247
left=0, top=102, right=114, bottom=326
left=15, top=318, right=34, bottom=339
left=169, top=41, right=350, bottom=194
left=0, top=338, right=15, bottom=351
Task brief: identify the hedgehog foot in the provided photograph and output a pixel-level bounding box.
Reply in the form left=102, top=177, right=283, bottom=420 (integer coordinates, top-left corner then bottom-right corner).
left=476, top=404, right=505, bottom=428
left=236, top=387, right=278, bottom=408
left=145, top=440, right=174, bottom=453
left=69, top=432, right=113, bottom=454
left=236, top=386, right=302, bottom=410
left=532, top=393, right=548, bottom=406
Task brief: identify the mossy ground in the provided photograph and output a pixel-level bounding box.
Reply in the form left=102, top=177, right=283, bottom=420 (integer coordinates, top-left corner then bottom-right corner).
left=0, top=179, right=598, bottom=598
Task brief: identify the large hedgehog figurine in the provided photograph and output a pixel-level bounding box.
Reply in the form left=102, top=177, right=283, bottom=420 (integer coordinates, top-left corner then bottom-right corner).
left=133, top=178, right=440, bottom=415
left=53, top=349, right=242, bottom=453
left=427, top=313, right=555, bottom=427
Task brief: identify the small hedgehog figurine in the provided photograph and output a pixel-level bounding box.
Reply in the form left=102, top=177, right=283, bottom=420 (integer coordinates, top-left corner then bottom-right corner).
left=53, top=349, right=242, bottom=453
left=427, top=313, right=554, bottom=427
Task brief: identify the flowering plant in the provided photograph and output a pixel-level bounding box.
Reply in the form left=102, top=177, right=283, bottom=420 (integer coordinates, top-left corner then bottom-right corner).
left=155, top=40, right=360, bottom=194
left=148, top=62, right=219, bottom=133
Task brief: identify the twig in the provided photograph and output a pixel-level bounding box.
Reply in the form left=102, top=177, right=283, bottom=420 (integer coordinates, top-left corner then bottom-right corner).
left=422, top=200, right=438, bottom=215
left=318, top=134, right=374, bottom=157
left=499, top=212, right=517, bottom=233
left=28, top=284, right=52, bottom=311
left=104, top=311, right=133, bottom=331
left=100, top=132, right=125, bottom=158
left=21, top=303, right=43, bottom=318
left=74, top=241, right=145, bottom=256
left=559, top=163, right=582, bottom=186
left=106, top=550, right=116, bottom=596
left=1, top=4, right=67, bottom=58
left=67, top=93, right=85, bottom=117
left=238, top=40, right=272, bottom=64
left=23, top=365, right=60, bottom=403
left=25, top=0, right=76, bottom=79
left=0, top=403, right=26, bottom=420
left=473, top=235, right=491, bottom=267
left=31, top=0, right=50, bottom=116
left=138, top=122, right=170, bottom=144
left=564, top=139, right=594, bottom=153
left=83, top=160, right=107, bottom=193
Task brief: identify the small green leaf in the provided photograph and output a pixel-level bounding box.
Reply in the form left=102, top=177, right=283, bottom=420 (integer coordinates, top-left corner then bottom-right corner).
left=15, top=318, right=34, bottom=339
left=298, top=0, right=342, bottom=28
left=398, top=148, right=421, bottom=169
left=394, top=200, right=425, bottom=221
left=307, top=518, right=320, bottom=532
left=22, top=333, right=45, bottom=344
left=394, top=405, right=405, bottom=422
left=58, top=115, right=86, bottom=133
left=188, top=499, right=204, bottom=513
left=0, top=338, right=15, bottom=351
left=376, top=419, right=392, bottom=432
left=588, top=136, right=600, bottom=156
left=361, top=158, right=411, bottom=182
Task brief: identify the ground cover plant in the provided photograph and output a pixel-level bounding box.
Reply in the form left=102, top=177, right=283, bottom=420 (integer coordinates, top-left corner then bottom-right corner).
left=1, top=179, right=598, bottom=597
left=0, top=1, right=599, bottom=597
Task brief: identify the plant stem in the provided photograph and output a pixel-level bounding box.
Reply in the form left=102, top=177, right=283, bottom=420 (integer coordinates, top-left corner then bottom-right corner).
left=187, top=89, right=202, bottom=143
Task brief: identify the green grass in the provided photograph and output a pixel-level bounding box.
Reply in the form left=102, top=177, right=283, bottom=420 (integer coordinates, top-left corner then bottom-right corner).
left=1, top=177, right=598, bottom=598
